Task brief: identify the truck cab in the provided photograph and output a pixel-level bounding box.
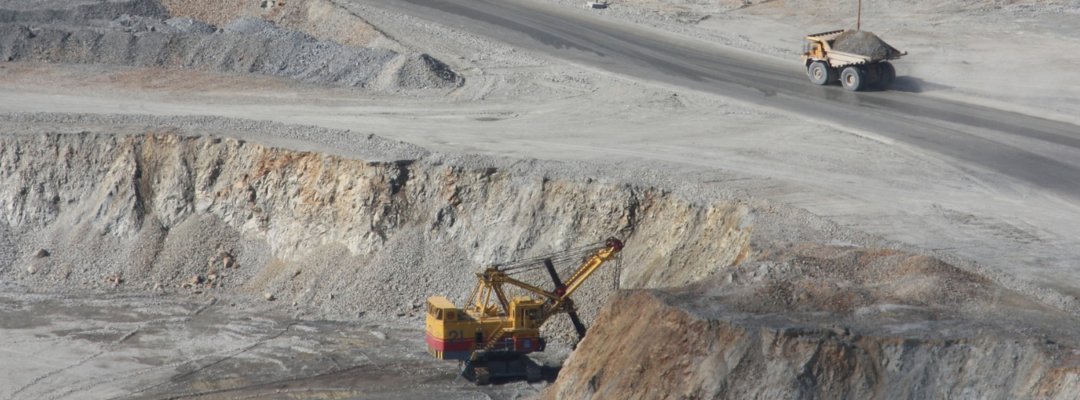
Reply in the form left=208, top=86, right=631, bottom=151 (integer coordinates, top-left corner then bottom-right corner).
left=803, top=39, right=829, bottom=60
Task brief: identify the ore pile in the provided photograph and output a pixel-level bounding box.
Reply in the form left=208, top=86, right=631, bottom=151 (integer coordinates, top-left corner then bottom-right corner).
left=831, top=30, right=901, bottom=60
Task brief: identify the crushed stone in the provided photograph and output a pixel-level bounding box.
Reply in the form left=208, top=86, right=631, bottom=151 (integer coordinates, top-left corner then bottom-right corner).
left=0, top=0, right=462, bottom=90
left=831, top=30, right=900, bottom=60
left=164, top=16, right=216, bottom=34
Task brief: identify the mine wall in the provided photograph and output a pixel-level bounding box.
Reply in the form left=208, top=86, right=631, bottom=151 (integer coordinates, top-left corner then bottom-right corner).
left=3, top=127, right=1079, bottom=396
left=6, top=126, right=1080, bottom=396
left=0, top=131, right=750, bottom=340
left=544, top=290, right=1080, bottom=400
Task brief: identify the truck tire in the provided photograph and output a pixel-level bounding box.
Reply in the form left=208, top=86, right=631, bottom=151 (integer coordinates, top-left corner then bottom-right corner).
left=808, top=61, right=833, bottom=85
left=840, top=66, right=865, bottom=91
left=877, top=62, right=896, bottom=89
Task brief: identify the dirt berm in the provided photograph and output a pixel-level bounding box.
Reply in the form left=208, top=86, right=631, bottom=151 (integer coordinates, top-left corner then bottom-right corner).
left=543, top=247, right=1080, bottom=399
left=0, top=0, right=462, bottom=90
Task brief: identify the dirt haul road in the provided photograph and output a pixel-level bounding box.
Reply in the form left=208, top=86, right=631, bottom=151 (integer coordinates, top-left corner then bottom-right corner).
left=369, top=0, right=1080, bottom=198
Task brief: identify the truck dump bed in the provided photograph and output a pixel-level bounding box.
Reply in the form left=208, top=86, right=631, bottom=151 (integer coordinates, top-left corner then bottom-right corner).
left=806, top=29, right=905, bottom=66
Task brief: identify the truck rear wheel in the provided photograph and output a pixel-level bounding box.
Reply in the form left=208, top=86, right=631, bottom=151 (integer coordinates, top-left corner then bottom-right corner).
left=808, top=61, right=833, bottom=85
left=840, top=66, right=865, bottom=91
left=876, top=62, right=896, bottom=89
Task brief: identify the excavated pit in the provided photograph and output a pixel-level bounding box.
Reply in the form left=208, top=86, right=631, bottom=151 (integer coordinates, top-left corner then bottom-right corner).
left=0, top=116, right=755, bottom=342
left=1, top=2, right=1078, bottom=397
left=3, top=115, right=1079, bottom=398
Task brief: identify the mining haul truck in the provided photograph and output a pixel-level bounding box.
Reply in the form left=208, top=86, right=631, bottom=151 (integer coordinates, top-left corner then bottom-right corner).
left=802, top=29, right=906, bottom=91
left=425, top=237, right=624, bottom=385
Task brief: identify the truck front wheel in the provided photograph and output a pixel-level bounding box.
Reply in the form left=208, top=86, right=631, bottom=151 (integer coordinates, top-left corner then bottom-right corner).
left=808, top=61, right=833, bottom=85
left=841, top=66, right=865, bottom=91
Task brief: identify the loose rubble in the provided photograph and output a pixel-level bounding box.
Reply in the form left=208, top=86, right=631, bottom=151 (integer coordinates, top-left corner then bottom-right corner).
left=0, top=0, right=461, bottom=90
left=831, top=30, right=900, bottom=60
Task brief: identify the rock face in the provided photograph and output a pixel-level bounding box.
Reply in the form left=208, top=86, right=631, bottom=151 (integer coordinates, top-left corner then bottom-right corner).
left=545, top=290, right=1080, bottom=400
left=0, top=124, right=751, bottom=335
left=4, top=120, right=1078, bottom=396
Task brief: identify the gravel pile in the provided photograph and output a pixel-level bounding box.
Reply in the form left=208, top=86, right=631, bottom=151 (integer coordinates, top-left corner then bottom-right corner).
left=396, top=53, right=465, bottom=89
left=0, top=0, right=462, bottom=90
left=221, top=16, right=303, bottom=40
left=831, top=30, right=900, bottom=61
left=0, top=0, right=167, bottom=23
left=163, top=16, right=215, bottom=34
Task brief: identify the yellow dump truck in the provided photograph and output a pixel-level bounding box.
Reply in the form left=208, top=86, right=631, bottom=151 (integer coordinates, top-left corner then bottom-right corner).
left=802, top=29, right=906, bottom=91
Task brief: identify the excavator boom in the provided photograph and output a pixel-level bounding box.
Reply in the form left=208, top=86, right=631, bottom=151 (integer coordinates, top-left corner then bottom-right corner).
left=547, top=238, right=623, bottom=313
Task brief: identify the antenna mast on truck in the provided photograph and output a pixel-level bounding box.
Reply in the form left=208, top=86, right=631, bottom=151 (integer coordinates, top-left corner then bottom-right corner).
left=858, top=0, right=862, bottom=30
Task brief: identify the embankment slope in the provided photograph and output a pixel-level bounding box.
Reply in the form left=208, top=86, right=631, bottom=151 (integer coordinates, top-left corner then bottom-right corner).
left=544, top=247, right=1080, bottom=399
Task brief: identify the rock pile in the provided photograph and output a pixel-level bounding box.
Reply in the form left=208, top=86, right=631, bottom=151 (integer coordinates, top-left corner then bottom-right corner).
left=0, top=0, right=462, bottom=90
left=545, top=288, right=1080, bottom=399
left=831, top=30, right=901, bottom=60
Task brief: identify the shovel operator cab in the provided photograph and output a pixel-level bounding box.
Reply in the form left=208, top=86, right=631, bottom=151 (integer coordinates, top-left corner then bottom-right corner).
left=425, top=237, right=624, bottom=384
